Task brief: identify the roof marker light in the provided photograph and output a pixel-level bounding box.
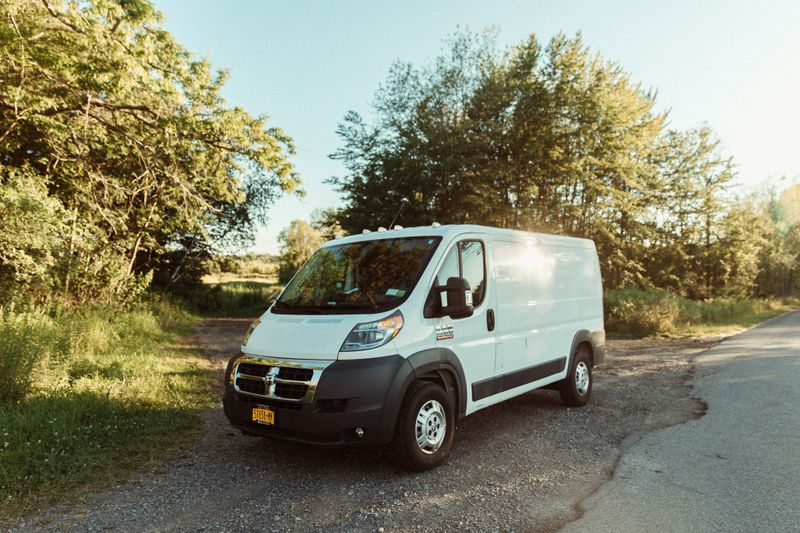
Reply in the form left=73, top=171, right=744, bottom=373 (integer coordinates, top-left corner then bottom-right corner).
left=377, top=226, right=387, bottom=232
left=393, top=225, right=404, bottom=230
left=432, top=222, right=441, bottom=228
left=362, top=229, right=371, bottom=234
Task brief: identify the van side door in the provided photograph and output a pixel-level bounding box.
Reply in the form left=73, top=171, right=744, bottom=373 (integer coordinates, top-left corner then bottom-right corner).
left=488, top=239, right=567, bottom=397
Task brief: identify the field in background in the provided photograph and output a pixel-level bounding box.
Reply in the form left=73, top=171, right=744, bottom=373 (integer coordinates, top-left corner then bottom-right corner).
left=0, top=299, right=216, bottom=518
left=188, top=280, right=282, bottom=318
left=194, top=253, right=283, bottom=317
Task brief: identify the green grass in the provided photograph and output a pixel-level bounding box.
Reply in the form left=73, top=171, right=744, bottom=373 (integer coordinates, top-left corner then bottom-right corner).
left=605, top=288, right=800, bottom=338
left=187, top=280, right=282, bottom=318
left=0, top=298, right=216, bottom=518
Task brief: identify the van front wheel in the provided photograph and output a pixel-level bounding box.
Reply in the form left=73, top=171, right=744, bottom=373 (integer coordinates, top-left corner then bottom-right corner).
left=392, top=381, right=454, bottom=471
left=559, top=346, right=592, bottom=407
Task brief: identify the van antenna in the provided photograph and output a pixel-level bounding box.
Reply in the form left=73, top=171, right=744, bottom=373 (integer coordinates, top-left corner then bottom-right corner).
left=389, top=198, right=407, bottom=229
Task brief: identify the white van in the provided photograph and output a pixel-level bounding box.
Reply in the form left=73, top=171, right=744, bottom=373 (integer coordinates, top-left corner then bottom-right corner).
left=223, top=224, right=605, bottom=470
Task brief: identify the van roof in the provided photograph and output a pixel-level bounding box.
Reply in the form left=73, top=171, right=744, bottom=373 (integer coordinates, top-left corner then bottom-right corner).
left=322, top=223, right=595, bottom=249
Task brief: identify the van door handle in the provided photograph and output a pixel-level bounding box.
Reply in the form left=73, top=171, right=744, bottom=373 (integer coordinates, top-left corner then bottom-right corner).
left=487, top=309, right=495, bottom=332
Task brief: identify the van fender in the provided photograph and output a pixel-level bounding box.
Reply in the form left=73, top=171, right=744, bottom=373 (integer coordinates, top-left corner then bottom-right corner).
left=406, top=348, right=468, bottom=417
left=569, top=329, right=606, bottom=367
left=378, top=347, right=468, bottom=441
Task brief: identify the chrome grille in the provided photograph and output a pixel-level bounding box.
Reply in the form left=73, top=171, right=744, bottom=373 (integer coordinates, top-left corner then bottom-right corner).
left=232, top=355, right=332, bottom=404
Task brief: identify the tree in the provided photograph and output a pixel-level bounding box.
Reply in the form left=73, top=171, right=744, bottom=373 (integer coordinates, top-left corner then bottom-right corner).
left=327, top=30, right=784, bottom=297
left=277, top=220, right=323, bottom=284
left=713, top=197, right=771, bottom=297
left=311, top=207, right=346, bottom=241
left=330, top=31, right=668, bottom=289
left=0, top=0, right=299, bottom=303
left=757, top=184, right=800, bottom=296
left=644, top=127, right=736, bottom=298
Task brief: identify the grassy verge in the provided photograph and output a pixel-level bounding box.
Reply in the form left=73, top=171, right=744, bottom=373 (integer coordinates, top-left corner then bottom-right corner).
left=605, top=288, right=800, bottom=338
left=0, top=298, right=216, bottom=519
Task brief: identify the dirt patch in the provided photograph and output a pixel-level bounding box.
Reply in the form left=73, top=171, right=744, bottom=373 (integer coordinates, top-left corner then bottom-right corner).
left=5, top=323, right=719, bottom=532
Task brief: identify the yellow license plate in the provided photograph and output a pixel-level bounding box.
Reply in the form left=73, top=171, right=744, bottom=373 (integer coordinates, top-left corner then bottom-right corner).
left=252, top=407, right=275, bottom=425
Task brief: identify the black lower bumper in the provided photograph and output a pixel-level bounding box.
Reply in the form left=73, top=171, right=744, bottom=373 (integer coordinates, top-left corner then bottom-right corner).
left=223, top=353, right=414, bottom=446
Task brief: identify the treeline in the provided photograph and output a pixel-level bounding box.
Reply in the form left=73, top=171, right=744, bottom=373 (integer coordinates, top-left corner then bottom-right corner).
left=0, top=0, right=298, bottom=306
left=330, top=31, right=799, bottom=298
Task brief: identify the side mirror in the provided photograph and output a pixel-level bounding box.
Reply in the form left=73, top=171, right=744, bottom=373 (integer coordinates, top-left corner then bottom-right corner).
left=442, top=277, right=474, bottom=319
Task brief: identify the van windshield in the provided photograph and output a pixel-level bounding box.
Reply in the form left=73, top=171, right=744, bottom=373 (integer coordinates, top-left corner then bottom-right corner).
left=273, top=236, right=441, bottom=314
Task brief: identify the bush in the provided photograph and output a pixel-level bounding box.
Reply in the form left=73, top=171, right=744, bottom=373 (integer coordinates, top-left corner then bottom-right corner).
left=0, top=166, right=66, bottom=305
left=604, top=288, right=799, bottom=337
left=604, top=289, right=682, bottom=337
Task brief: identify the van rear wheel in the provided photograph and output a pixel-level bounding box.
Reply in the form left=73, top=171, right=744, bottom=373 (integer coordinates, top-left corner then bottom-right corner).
left=392, top=381, right=454, bottom=471
left=559, top=345, right=592, bottom=407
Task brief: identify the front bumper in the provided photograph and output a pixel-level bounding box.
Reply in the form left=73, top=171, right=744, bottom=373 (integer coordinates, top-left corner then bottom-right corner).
left=223, top=353, right=413, bottom=446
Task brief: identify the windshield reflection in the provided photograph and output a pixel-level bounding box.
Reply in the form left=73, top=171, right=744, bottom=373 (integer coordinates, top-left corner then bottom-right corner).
left=273, top=237, right=441, bottom=314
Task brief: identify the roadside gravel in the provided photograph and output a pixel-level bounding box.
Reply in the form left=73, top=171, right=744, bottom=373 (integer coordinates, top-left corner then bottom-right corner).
left=3, top=320, right=719, bottom=532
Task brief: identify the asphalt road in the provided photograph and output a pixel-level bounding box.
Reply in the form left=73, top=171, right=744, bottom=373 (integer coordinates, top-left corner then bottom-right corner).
left=561, top=310, right=800, bottom=533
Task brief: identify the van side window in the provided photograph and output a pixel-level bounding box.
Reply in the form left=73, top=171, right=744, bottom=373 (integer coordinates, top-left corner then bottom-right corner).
left=431, top=240, right=486, bottom=309
left=437, top=247, right=460, bottom=285
left=459, top=241, right=485, bottom=306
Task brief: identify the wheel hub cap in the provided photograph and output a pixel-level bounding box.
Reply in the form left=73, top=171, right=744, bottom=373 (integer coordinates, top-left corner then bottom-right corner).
left=415, top=399, right=446, bottom=454
left=575, top=361, right=590, bottom=394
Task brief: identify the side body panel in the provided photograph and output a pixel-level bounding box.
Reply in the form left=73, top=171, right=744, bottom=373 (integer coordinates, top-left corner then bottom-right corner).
left=467, top=236, right=604, bottom=411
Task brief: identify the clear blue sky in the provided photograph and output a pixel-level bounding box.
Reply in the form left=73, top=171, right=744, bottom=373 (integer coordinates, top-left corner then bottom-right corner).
left=155, top=0, right=800, bottom=254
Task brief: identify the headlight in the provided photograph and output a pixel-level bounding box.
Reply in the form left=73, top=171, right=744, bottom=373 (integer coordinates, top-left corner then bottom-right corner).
left=242, top=318, right=261, bottom=347
left=341, top=311, right=403, bottom=352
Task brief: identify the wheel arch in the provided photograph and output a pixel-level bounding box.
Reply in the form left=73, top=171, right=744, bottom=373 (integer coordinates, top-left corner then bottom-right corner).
left=376, top=348, right=467, bottom=445
left=406, top=348, right=467, bottom=419
left=569, top=329, right=605, bottom=367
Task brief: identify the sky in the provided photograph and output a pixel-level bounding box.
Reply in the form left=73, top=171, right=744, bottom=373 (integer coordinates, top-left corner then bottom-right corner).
left=155, top=0, right=800, bottom=254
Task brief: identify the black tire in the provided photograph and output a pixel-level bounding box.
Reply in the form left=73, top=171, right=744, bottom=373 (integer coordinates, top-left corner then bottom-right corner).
left=392, top=381, right=455, bottom=471
left=558, top=345, right=593, bottom=407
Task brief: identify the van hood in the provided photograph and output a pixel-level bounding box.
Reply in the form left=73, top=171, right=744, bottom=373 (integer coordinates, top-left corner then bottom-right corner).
left=241, top=310, right=374, bottom=360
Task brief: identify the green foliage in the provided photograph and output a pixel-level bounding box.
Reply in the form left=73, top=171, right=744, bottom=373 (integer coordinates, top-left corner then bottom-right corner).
left=182, top=281, right=281, bottom=317
left=644, top=127, right=736, bottom=298
left=605, top=288, right=799, bottom=337
left=756, top=184, right=800, bottom=296
left=0, top=394, right=198, bottom=516
left=604, top=289, right=682, bottom=337
left=0, top=0, right=299, bottom=304
left=331, top=31, right=667, bottom=287
left=311, top=207, right=346, bottom=241
left=277, top=219, right=324, bottom=283
left=0, top=311, right=58, bottom=403
left=330, top=30, right=797, bottom=299
left=0, top=166, right=66, bottom=304
left=0, top=299, right=214, bottom=514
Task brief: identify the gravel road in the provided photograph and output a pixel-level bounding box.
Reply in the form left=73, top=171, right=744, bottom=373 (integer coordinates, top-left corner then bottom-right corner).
left=4, top=320, right=720, bottom=532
